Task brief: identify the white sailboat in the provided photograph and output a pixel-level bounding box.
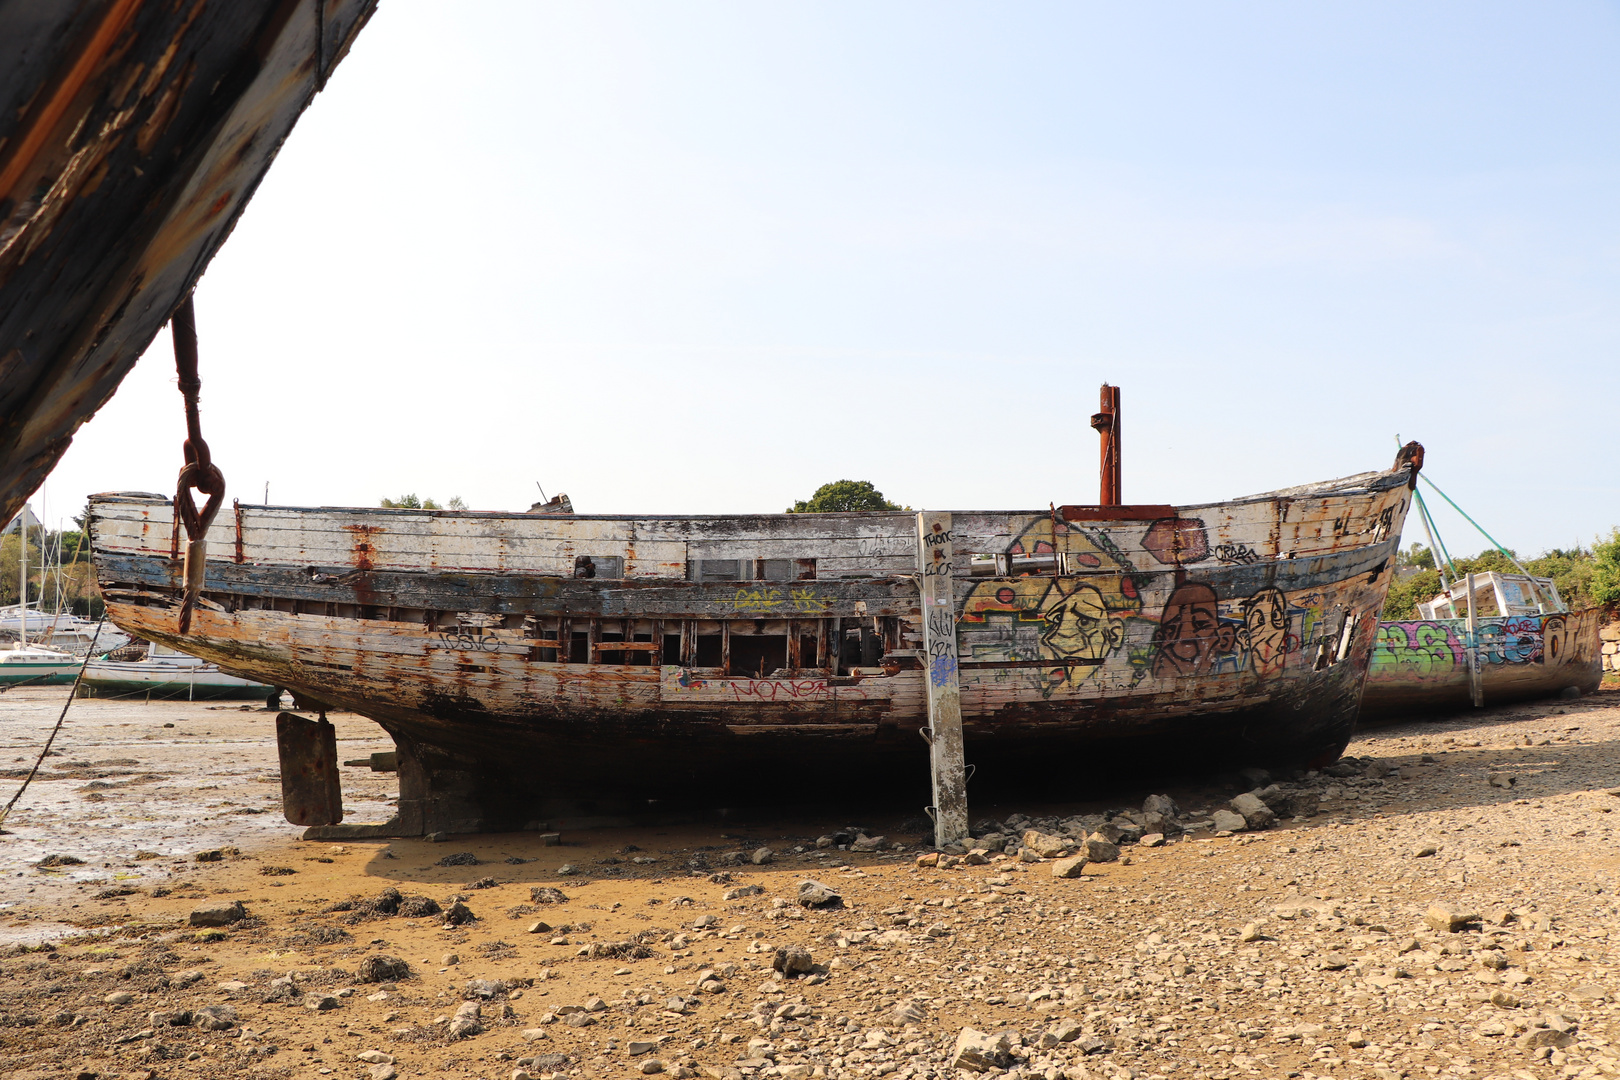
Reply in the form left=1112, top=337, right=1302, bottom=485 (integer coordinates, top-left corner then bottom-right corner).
left=1, top=511, right=79, bottom=686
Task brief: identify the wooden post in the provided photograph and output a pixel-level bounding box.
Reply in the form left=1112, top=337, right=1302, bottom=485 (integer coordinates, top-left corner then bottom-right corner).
left=917, top=511, right=969, bottom=848
left=1089, top=384, right=1121, bottom=506
left=1465, top=572, right=1484, bottom=708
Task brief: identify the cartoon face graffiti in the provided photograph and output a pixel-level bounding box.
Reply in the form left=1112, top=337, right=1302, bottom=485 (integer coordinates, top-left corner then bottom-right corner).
left=1039, top=583, right=1126, bottom=693
left=1240, top=587, right=1291, bottom=677
left=1152, top=582, right=1237, bottom=678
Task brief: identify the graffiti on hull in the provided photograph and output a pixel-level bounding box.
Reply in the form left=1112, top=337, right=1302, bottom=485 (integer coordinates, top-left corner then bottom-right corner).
left=1371, top=613, right=1582, bottom=678
left=957, top=515, right=1322, bottom=694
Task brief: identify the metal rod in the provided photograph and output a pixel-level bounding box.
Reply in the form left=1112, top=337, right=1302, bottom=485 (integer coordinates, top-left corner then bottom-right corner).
left=1465, top=572, right=1483, bottom=708
left=1090, top=385, right=1121, bottom=506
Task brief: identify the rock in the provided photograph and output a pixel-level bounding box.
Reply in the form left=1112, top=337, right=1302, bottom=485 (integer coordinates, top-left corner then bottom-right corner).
left=723, top=885, right=764, bottom=900
left=305, top=992, right=340, bottom=1011
left=628, top=1040, right=660, bottom=1056
left=104, top=991, right=135, bottom=1006
left=1414, top=844, right=1438, bottom=858
left=915, top=852, right=940, bottom=867
left=640, top=1060, right=666, bottom=1074
left=357, top=1051, right=394, bottom=1064
left=1567, top=984, right=1608, bottom=1002
left=850, top=834, right=885, bottom=852
left=557, top=863, right=578, bottom=875
left=1238, top=766, right=1271, bottom=788
left=442, top=953, right=460, bottom=965
left=951, top=1028, right=1013, bottom=1072
left=1022, top=830, right=1069, bottom=858
left=527, top=920, right=553, bottom=934
left=191, top=1005, right=236, bottom=1031
left=692, top=914, right=719, bottom=929
left=1139, top=832, right=1165, bottom=848
left=1229, top=792, right=1276, bottom=829
left=1039, top=1021, right=1083, bottom=1047
left=1082, top=834, right=1120, bottom=862
left=1211, top=809, right=1248, bottom=833
left=521, top=1027, right=550, bottom=1040
left=751, top=847, right=774, bottom=865
left=964, top=848, right=990, bottom=865
left=892, top=999, right=928, bottom=1025
left=796, top=880, right=842, bottom=909
left=1520, top=1028, right=1576, bottom=1050
left=465, top=978, right=507, bottom=999
left=1051, top=855, right=1088, bottom=879
left=530, top=886, right=568, bottom=903
left=584, top=996, right=607, bottom=1012
left=443, top=901, right=476, bottom=926
left=357, top=955, right=410, bottom=983
left=187, top=901, right=245, bottom=927
left=1239, top=923, right=1265, bottom=943
left=564, top=1011, right=596, bottom=1028
left=449, top=1000, right=483, bottom=1039
left=370, top=1066, right=397, bottom=1080
left=1317, top=952, right=1351, bottom=971
left=1143, top=793, right=1180, bottom=819
left=148, top=1010, right=191, bottom=1027
left=1490, top=990, right=1520, bottom=1008
left=1268, top=789, right=1320, bottom=818
left=1488, top=772, right=1516, bottom=788
left=772, top=945, right=814, bottom=977
left=1424, top=902, right=1480, bottom=933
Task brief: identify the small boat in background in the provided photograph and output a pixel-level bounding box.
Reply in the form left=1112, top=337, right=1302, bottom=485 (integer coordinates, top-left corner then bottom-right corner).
left=79, top=642, right=276, bottom=702
left=0, top=643, right=81, bottom=686
left=1363, top=571, right=1603, bottom=719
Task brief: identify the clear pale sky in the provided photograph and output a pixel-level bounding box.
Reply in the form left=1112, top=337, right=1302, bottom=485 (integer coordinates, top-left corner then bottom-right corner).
left=32, top=1, right=1620, bottom=558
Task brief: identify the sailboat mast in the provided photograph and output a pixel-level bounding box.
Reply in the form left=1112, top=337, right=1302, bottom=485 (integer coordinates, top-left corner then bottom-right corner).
left=18, top=510, right=26, bottom=650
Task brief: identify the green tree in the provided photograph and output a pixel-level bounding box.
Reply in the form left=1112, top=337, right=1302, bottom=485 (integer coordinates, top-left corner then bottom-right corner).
left=1592, top=528, right=1620, bottom=607
left=1396, top=542, right=1435, bottom=570
left=380, top=494, right=440, bottom=510
left=787, top=480, right=904, bottom=514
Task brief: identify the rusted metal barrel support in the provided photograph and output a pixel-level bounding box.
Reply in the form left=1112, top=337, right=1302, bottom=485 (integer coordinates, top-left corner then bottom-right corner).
left=1090, top=384, right=1121, bottom=506
left=917, top=512, right=969, bottom=847
left=277, top=712, right=343, bottom=826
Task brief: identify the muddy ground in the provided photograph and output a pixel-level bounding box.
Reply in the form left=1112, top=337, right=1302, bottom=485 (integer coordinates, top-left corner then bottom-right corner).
left=2, top=684, right=1620, bottom=1080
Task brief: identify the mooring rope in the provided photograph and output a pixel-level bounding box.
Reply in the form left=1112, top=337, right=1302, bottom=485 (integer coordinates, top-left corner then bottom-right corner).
left=0, top=617, right=106, bottom=829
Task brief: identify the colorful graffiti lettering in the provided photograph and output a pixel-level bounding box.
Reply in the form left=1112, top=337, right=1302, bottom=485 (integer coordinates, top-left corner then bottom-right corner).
left=1373, top=614, right=1580, bottom=677
left=1372, top=622, right=1464, bottom=677
left=930, top=653, right=959, bottom=688
left=727, top=585, right=832, bottom=613
left=674, top=668, right=707, bottom=690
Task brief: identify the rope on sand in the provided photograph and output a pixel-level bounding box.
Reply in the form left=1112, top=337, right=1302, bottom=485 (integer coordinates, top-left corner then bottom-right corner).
left=0, top=618, right=106, bottom=830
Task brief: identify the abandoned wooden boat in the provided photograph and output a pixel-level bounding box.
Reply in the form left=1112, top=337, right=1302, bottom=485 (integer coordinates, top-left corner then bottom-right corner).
left=87, top=447, right=1421, bottom=835
left=1362, top=571, right=1603, bottom=719
left=79, top=641, right=275, bottom=702
left=0, top=0, right=377, bottom=527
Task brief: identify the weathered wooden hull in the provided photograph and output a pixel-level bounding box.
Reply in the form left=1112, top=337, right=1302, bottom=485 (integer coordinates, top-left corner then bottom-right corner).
left=88, top=461, right=1416, bottom=832
left=1360, top=609, right=1604, bottom=721
left=0, top=0, right=377, bottom=527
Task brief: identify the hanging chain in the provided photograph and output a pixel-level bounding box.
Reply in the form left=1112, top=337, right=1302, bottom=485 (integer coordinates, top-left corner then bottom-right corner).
left=171, top=296, right=225, bottom=633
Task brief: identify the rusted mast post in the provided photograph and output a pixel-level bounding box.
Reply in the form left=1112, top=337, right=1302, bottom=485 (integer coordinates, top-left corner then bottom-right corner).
left=1090, top=384, right=1121, bottom=506
left=917, top=512, right=969, bottom=848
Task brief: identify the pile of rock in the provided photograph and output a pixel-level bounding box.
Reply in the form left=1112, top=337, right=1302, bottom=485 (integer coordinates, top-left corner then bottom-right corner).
left=1602, top=622, right=1619, bottom=672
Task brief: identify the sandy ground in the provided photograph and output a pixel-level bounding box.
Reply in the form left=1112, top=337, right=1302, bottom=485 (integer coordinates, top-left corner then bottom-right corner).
left=2, top=682, right=1620, bottom=1080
